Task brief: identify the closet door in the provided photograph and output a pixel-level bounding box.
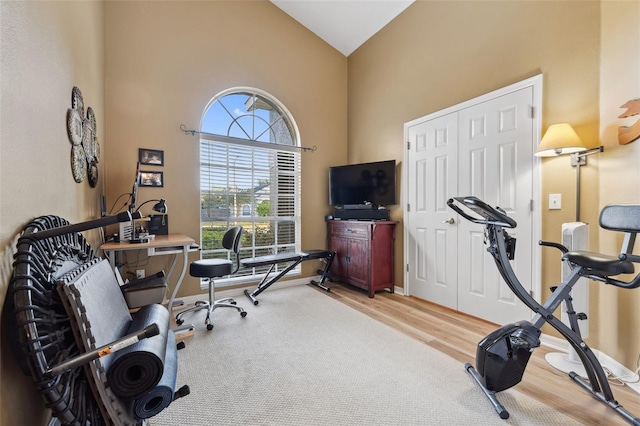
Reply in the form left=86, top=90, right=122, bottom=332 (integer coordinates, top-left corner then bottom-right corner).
left=457, top=86, right=535, bottom=324
left=405, top=112, right=459, bottom=308
left=404, top=76, right=541, bottom=325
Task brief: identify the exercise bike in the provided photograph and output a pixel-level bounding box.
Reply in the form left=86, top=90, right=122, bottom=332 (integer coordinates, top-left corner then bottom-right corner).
left=447, top=196, right=640, bottom=425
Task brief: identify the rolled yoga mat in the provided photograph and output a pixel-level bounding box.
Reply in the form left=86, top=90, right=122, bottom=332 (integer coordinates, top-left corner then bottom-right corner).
left=134, top=329, right=177, bottom=419
left=107, top=303, right=169, bottom=399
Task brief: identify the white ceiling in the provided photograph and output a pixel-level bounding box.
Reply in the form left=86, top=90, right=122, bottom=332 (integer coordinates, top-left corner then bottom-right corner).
left=270, top=0, right=415, bottom=56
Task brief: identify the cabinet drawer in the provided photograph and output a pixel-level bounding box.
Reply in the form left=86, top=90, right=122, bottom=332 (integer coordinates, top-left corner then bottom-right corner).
left=329, top=222, right=370, bottom=239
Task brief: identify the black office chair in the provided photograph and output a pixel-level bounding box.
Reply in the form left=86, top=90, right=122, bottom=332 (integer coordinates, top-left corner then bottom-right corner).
left=175, top=226, right=247, bottom=330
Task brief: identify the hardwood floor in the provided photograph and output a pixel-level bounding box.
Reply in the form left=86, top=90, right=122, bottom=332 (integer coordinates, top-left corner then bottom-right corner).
left=311, top=282, right=640, bottom=425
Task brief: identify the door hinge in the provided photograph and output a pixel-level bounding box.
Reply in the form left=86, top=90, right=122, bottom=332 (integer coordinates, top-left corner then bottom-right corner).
left=406, top=264, right=410, bottom=272
left=407, top=140, right=411, bottom=150
left=530, top=199, right=534, bottom=211
left=529, top=106, right=535, bottom=119
left=407, top=203, right=410, bottom=212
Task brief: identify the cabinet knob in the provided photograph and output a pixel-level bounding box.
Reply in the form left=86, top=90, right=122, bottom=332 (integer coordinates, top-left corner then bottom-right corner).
left=441, top=218, right=455, bottom=225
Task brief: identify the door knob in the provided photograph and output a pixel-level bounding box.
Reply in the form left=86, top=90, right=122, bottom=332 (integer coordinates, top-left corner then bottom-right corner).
left=442, top=218, right=455, bottom=225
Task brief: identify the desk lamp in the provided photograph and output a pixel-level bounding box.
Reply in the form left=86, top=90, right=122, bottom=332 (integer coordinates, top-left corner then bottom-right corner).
left=135, top=199, right=167, bottom=215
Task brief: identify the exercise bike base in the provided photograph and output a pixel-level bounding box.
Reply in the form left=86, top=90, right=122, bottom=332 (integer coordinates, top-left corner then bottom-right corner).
left=570, top=372, right=640, bottom=426
left=465, top=363, right=509, bottom=420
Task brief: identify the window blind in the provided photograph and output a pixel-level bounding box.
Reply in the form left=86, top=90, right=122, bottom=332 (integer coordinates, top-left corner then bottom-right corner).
left=200, top=138, right=301, bottom=286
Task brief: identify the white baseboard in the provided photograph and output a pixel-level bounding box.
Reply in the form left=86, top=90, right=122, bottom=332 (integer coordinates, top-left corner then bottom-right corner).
left=540, top=334, right=640, bottom=394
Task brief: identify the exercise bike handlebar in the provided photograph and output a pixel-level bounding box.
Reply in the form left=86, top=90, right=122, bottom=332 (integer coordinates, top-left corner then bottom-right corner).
left=447, top=196, right=517, bottom=228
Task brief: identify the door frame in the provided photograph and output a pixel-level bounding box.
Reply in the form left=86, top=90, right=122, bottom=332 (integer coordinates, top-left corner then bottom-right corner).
left=402, top=74, right=543, bottom=316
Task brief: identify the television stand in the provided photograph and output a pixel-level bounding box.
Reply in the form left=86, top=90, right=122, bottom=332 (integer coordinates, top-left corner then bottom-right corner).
left=328, top=220, right=395, bottom=297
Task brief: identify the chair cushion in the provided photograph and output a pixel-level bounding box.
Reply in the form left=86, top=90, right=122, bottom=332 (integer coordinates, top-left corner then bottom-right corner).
left=190, top=259, right=233, bottom=278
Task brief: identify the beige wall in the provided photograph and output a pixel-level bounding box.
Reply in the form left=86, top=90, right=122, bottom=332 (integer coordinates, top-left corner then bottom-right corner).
left=348, top=0, right=640, bottom=367
left=0, top=1, right=105, bottom=424
left=598, top=1, right=640, bottom=367
left=103, top=0, right=347, bottom=297
left=348, top=0, right=601, bottom=301
left=2, top=0, right=640, bottom=423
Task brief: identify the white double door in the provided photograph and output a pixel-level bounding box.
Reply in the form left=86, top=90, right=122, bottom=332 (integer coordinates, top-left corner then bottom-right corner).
left=404, top=77, right=541, bottom=325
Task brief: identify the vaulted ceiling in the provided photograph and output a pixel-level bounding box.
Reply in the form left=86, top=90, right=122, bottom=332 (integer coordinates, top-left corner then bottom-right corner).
left=270, top=1, right=415, bottom=56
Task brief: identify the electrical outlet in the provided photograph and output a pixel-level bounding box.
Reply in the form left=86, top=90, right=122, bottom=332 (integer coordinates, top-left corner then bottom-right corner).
left=549, top=193, right=562, bottom=210
left=136, top=269, right=145, bottom=279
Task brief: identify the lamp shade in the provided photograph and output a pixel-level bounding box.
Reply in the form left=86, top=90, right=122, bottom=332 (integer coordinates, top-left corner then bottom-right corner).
left=152, top=199, right=167, bottom=214
left=535, top=123, right=587, bottom=157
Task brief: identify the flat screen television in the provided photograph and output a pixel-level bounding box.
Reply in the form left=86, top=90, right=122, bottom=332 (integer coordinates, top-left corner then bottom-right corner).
left=329, top=160, right=396, bottom=207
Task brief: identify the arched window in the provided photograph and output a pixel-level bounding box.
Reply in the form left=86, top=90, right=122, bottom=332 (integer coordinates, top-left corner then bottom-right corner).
left=199, top=88, right=301, bottom=286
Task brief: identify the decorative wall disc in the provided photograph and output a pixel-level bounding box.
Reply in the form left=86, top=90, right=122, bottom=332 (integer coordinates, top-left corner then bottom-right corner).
left=72, top=86, right=84, bottom=116
left=94, top=140, right=101, bottom=163
left=82, top=117, right=95, bottom=162
left=87, top=107, right=96, bottom=132
left=67, top=108, right=83, bottom=145
left=87, top=160, right=98, bottom=188
left=71, top=144, right=86, bottom=183
left=67, top=86, right=98, bottom=186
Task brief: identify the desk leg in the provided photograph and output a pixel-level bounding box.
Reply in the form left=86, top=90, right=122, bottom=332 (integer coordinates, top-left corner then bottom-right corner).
left=105, top=250, right=116, bottom=271
left=167, top=246, right=189, bottom=312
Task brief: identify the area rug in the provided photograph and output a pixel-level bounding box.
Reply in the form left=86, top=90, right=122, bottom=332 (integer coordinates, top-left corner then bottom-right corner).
left=152, top=284, right=580, bottom=425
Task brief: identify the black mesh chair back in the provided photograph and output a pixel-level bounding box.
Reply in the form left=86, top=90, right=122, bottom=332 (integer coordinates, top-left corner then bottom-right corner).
left=222, top=225, right=243, bottom=274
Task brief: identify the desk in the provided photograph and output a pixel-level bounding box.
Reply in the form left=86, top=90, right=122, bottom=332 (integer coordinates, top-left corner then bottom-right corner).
left=100, top=234, right=196, bottom=311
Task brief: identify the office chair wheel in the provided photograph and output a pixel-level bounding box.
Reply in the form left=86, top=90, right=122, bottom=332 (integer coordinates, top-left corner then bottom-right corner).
left=206, top=323, right=214, bottom=330
left=230, top=300, right=237, bottom=305
left=176, top=318, right=184, bottom=326
left=241, top=311, right=248, bottom=318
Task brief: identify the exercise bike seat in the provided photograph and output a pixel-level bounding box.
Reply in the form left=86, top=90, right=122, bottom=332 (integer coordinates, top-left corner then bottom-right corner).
left=563, top=251, right=634, bottom=277
left=563, top=203, right=640, bottom=288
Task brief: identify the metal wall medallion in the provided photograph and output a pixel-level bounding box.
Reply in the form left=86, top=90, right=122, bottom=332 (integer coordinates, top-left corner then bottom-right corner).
left=71, top=144, right=87, bottom=183
left=87, top=159, right=98, bottom=188
left=67, top=108, right=83, bottom=145
left=66, top=87, right=99, bottom=186
left=72, top=86, right=84, bottom=116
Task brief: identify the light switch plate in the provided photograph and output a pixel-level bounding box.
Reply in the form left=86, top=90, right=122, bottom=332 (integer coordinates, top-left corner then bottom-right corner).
left=549, top=193, right=562, bottom=210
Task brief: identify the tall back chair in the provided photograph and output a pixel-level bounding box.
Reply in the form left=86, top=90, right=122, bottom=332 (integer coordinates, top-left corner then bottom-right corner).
left=175, top=226, right=247, bottom=330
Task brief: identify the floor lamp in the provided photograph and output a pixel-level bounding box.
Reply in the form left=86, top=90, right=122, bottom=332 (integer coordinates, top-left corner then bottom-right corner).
left=535, top=123, right=604, bottom=375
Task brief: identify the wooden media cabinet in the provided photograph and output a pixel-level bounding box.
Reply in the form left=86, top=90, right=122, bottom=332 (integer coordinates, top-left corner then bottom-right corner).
left=328, top=220, right=396, bottom=298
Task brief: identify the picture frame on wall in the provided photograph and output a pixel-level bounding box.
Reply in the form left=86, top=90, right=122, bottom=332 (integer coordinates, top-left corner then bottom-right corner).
left=139, top=148, right=164, bottom=166
left=140, top=171, right=163, bottom=187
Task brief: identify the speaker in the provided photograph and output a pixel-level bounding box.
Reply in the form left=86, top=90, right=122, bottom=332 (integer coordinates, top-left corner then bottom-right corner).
left=149, top=215, right=169, bottom=235
left=333, top=208, right=390, bottom=221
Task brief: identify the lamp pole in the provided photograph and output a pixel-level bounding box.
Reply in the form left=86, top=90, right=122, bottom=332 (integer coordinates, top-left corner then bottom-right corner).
left=571, top=146, right=604, bottom=222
